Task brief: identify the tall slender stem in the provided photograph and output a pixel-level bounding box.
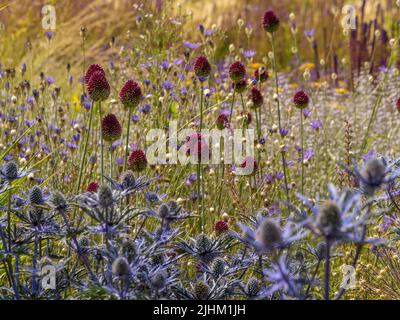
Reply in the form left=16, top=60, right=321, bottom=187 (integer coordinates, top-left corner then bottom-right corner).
left=76, top=101, right=94, bottom=193
left=99, top=101, right=104, bottom=183
left=229, top=91, right=236, bottom=123
left=271, top=33, right=290, bottom=202
left=124, top=107, right=133, bottom=171
left=324, top=238, right=331, bottom=300
left=7, top=188, right=12, bottom=250
left=198, top=83, right=205, bottom=230
left=109, top=150, right=113, bottom=178
left=300, top=109, right=304, bottom=194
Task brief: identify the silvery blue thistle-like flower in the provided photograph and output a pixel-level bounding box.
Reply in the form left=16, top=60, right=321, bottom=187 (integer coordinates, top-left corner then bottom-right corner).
left=296, top=184, right=383, bottom=244
left=246, top=277, right=260, bottom=297
left=177, top=233, right=232, bottom=264
left=150, top=270, right=167, bottom=290
left=49, top=191, right=68, bottom=212
left=120, top=239, right=137, bottom=263
left=158, top=203, right=170, bottom=219
left=98, top=185, right=114, bottom=208
left=264, top=255, right=302, bottom=298
left=29, top=185, right=45, bottom=205
left=121, top=170, right=136, bottom=189
left=230, top=213, right=305, bottom=253
left=346, top=156, right=400, bottom=196
left=211, top=258, right=225, bottom=277
left=0, top=161, right=33, bottom=181
left=112, top=256, right=130, bottom=277
left=193, top=281, right=210, bottom=300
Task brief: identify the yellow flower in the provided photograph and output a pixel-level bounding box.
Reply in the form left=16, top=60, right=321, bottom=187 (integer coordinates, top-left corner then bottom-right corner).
left=71, top=94, right=81, bottom=112
left=287, top=83, right=299, bottom=89
left=248, top=63, right=270, bottom=76
left=335, top=88, right=348, bottom=94
left=249, top=62, right=264, bottom=70
left=310, top=82, right=322, bottom=88
left=299, top=62, right=315, bottom=71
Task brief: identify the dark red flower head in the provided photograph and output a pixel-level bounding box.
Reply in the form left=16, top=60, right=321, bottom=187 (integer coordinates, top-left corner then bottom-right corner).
left=396, top=97, right=400, bottom=112
left=250, top=87, right=263, bottom=108
left=242, top=112, right=252, bottom=125
left=262, top=10, right=280, bottom=33
left=216, top=114, right=229, bottom=130
left=87, top=181, right=100, bottom=193
left=101, top=113, right=122, bottom=142
left=229, top=61, right=246, bottom=82
left=119, top=80, right=142, bottom=108
left=254, top=67, right=268, bottom=83
left=87, top=71, right=110, bottom=102
left=293, top=90, right=309, bottom=109
left=232, top=79, right=248, bottom=93
left=214, top=220, right=229, bottom=235
left=84, top=64, right=105, bottom=84
left=240, top=156, right=258, bottom=175
left=185, top=132, right=210, bottom=163
left=193, top=56, right=211, bottom=79
left=127, top=149, right=147, bottom=172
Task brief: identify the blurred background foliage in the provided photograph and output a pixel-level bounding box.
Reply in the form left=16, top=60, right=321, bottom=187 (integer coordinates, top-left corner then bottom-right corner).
left=0, top=0, right=399, bottom=87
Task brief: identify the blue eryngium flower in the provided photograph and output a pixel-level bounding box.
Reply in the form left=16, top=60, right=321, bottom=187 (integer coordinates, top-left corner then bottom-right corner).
left=295, top=184, right=384, bottom=244
left=230, top=213, right=306, bottom=254
left=264, top=255, right=304, bottom=298
left=0, top=161, right=33, bottom=181
left=346, top=156, right=400, bottom=196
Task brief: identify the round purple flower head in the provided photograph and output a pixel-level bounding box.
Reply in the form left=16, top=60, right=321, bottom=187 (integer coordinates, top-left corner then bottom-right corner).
left=262, top=10, right=280, bottom=33
left=101, top=113, right=122, bottom=142
left=119, top=80, right=142, bottom=108
left=128, top=149, right=147, bottom=172
left=216, top=114, right=229, bottom=130
left=293, top=90, right=309, bottom=109
left=254, top=67, right=268, bottom=83
left=84, top=64, right=105, bottom=84
left=229, top=61, right=246, bottom=82
left=250, top=87, right=263, bottom=108
left=87, top=71, right=110, bottom=102
left=396, top=97, right=400, bottom=112
left=232, top=79, right=247, bottom=93
left=193, top=56, right=211, bottom=78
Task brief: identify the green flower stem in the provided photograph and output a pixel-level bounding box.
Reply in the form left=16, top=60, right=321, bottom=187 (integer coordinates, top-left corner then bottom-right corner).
left=271, top=33, right=290, bottom=202
left=198, top=83, right=205, bottom=231
left=76, top=101, right=94, bottom=193
left=124, top=107, right=133, bottom=172
left=324, top=238, right=331, bottom=300
left=99, top=101, right=104, bottom=183
left=229, top=91, right=236, bottom=123
left=300, top=109, right=304, bottom=194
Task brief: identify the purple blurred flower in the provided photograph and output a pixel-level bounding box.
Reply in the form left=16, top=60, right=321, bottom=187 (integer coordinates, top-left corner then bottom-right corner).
left=280, top=128, right=289, bottom=137
left=310, top=120, right=322, bottom=130
left=361, top=150, right=376, bottom=163
left=183, top=41, right=200, bottom=49
left=243, top=50, right=256, bottom=58
left=45, top=76, right=55, bottom=84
